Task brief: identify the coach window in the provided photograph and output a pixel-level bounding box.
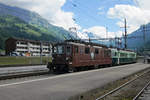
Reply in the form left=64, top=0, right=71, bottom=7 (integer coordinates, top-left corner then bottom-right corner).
left=85, top=47, right=90, bottom=54
left=115, top=52, right=117, bottom=56
left=95, top=48, right=99, bottom=54
left=75, top=46, right=78, bottom=53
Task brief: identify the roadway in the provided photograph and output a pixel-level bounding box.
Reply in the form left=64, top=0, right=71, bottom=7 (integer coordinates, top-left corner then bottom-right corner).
left=0, top=63, right=149, bottom=100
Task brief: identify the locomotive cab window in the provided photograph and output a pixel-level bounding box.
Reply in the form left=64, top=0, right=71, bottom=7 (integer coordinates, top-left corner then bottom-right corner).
left=54, top=45, right=64, bottom=54
left=66, top=46, right=71, bottom=55
left=95, top=48, right=99, bottom=54
left=85, top=47, right=90, bottom=54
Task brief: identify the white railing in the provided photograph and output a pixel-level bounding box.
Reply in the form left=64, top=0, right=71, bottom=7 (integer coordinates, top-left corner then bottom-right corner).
left=16, top=48, right=28, bottom=52
left=16, top=44, right=28, bottom=47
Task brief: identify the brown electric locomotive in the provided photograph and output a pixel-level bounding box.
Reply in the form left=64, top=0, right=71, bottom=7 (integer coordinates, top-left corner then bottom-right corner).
left=47, top=40, right=112, bottom=72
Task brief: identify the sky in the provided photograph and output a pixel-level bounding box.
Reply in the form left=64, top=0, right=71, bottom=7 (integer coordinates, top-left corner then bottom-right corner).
left=0, top=0, right=150, bottom=39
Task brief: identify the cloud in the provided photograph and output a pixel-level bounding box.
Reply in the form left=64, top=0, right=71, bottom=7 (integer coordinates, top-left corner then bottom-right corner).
left=107, top=4, right=150, bottom=33
left=82, top=26, right=121, bottom=38
left=0, top=0, right=80, bottom=30
left=98, top=7, right=105, bottom=15
left=134, top=0, right=150, bottom=10
left=84, top=26, right=107, bottom=38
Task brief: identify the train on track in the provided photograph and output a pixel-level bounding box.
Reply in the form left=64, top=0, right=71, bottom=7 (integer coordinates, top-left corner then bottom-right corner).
left=47, top=40, right=137, bottom=73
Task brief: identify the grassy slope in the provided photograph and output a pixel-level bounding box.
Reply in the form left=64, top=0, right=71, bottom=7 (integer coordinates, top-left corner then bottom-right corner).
left=0, top=15, right=64, bottom=50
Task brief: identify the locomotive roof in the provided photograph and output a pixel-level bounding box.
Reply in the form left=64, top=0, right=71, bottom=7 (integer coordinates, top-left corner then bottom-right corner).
left=64, top=39, right=108, bottom=48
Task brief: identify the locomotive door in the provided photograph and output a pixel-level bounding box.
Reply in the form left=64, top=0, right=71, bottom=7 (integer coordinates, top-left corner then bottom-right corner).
left=73, top=45, right=79, bottom=66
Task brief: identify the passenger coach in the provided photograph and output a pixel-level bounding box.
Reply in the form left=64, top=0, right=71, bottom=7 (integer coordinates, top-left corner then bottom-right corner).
left=111, top=48, right=136, bottom=65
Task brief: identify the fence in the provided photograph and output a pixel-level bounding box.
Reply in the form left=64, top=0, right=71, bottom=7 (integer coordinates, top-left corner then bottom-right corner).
left=0, top=56, right=52, bottom=66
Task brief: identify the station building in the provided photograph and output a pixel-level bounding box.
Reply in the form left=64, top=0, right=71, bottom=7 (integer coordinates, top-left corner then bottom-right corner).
left=5, top=37, right=52, bottom=56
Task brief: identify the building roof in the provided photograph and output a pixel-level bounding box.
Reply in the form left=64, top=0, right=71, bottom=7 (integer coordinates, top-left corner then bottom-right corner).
left=6, top=37, right=52, bottom=44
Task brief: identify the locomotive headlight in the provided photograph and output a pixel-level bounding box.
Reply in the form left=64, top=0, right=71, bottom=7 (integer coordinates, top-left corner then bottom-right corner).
left=69, top=62, right=72, bottom=64
left=66, top=57, right=69, bottom=60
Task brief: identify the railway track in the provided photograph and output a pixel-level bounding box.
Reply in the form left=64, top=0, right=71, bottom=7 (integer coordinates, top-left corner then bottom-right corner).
left=133, top=81, right=150, bottom=100
left=95, top=69, right=150, bottom=100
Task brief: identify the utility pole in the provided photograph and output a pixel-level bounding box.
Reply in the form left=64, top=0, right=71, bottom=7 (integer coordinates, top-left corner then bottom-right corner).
left=106, top=27, right=108, bottom=39
left=40, top=41, right=43, bottom=64
left=69, top=27, right=78, bottom=39
left=106, top=27, right=109, bottom=46
left=120, top=18, right=128, bottom=49
left=114, top=37, right=121, bottom=48
left=143, top=25, right=146, bottom=63
left=124, top=18, right=127, bottom=49
left=143, top=25, right=146, bottom=45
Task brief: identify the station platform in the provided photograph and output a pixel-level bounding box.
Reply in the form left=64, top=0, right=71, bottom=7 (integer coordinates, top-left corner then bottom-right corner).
left=0, top=63, right=149, bottom=100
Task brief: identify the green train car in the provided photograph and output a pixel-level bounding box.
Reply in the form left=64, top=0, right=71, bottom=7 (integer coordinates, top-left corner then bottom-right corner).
left=111, top=48, right=136, bottom=65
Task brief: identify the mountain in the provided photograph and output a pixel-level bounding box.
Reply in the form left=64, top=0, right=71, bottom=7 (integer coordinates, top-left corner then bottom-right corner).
left=0, top=15, right=63, bottom=49
left=86, top=32, right=111, bottom=46
left=0, top=3, right=74, bottom=50
left=127, top=23, right=150, bottom=53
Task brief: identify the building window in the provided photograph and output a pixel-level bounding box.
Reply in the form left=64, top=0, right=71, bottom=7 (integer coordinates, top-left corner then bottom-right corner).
left=85, top=47, right=90, bottom=54
left=17, top=41, right=20, bottom=44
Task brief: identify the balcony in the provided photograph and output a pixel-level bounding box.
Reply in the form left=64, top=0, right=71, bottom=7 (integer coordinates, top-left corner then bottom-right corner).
left=16, top=48, right=28, bottom=52
left=16, top=44, right=28, bottom=47
left=30, top=49, right=40, bottom=52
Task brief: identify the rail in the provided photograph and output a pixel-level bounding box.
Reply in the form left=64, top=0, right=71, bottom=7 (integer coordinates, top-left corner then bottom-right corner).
left=96, top=70, right=150, bottom=100
left=133, top=81, right=150, bottom=100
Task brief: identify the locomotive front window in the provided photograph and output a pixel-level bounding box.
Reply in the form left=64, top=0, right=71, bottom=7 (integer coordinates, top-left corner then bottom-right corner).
left=55, top=45, right=64, bottom=54
left=66, top=46, right=71, bottom=54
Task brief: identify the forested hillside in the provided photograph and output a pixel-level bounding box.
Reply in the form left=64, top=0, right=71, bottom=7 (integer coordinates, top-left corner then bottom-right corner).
left=0, top=3, right=74, bottom=50
left=0, top=15, right=65, bottom=50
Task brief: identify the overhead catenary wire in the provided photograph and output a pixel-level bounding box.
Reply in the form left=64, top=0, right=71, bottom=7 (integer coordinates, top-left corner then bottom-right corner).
left=69, top=0, right=105, bottom=26
left=68, top=0, right=150, bottom=50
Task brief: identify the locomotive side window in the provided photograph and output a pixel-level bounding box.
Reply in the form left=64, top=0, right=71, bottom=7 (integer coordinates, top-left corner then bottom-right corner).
left=104, top=50, right=107, bottom=57
left=80, top=47, right=84, bottom=54
left=104, top=50, right=110, bottom=57
left=75, top=46, right=78, bottom=53
left=95, top=48, right=99, bottom=54
left=85, top=47, right=90, bottom=54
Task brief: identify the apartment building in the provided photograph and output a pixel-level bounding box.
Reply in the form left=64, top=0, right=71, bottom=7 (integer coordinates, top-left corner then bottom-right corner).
left=5, top=37, right=52, bottom=56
